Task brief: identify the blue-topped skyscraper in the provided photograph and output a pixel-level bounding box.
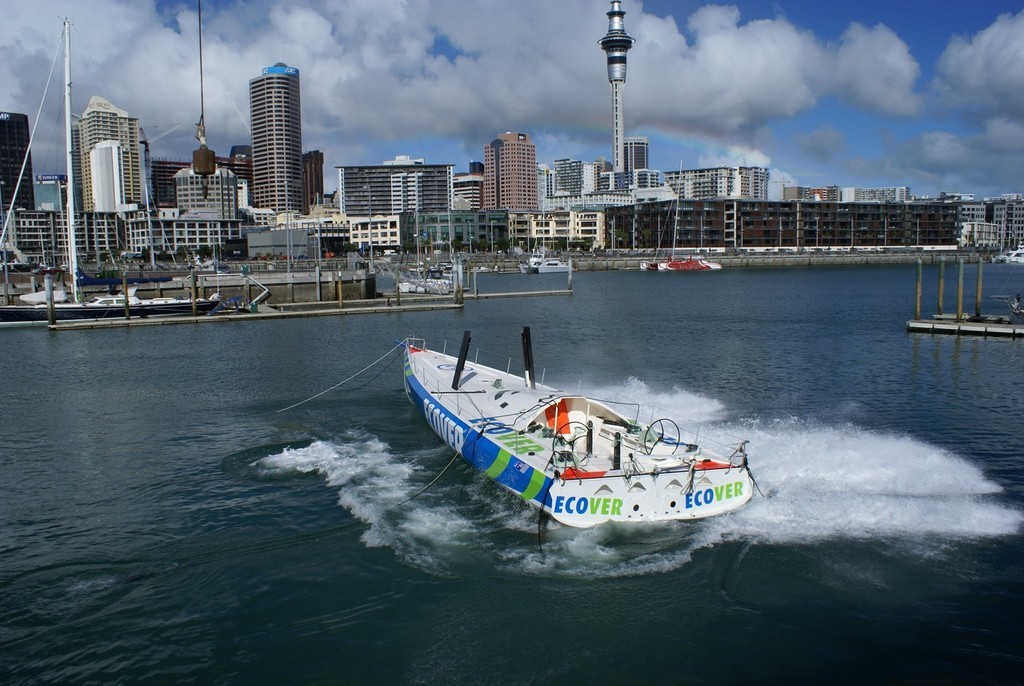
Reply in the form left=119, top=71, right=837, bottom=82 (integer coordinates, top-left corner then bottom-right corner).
left=599, top=1, right=635, bottom=176
left=249, top=63, right=302, bottom=213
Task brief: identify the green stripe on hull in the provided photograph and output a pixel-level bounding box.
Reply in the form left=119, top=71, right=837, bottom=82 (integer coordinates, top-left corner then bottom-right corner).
left=485, top=449, right=512, bottom=478
left=520, top=469, right=547, bottom=502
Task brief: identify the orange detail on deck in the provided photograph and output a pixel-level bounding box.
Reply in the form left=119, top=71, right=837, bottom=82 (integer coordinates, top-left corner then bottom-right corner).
left=560, top=468, right=608, bottom=480
left=545, top=399, right=571, bottom=435
left=696, top=459, right=732, bottom=470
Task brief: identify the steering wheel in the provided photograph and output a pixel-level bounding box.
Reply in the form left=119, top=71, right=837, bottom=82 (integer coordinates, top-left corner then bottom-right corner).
left=641, top=418, right=681, bottom=455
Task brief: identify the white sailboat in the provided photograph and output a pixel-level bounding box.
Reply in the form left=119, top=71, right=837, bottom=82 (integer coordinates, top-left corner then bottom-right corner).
left=0, top=20, right=219, bottom=325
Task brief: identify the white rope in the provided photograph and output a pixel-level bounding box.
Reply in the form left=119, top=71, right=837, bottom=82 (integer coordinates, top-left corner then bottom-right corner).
left=275, top=342, right=403, bottom=413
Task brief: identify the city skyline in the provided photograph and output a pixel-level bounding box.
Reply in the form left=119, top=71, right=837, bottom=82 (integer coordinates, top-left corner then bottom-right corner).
left=1, top=0, right=1022, bottom=201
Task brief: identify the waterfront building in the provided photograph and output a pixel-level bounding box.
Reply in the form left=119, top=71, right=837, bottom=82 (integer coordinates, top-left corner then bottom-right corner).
left=0, top=111, right=34, bottom=213
left=337, top=155, right=454, bottom=216
left=599, top=1, right=635, bottom=176
left=990, top=199, right=1024, bottom=249
left=125, top=209, right=243, bottom=258
left=543, top=189, right=635, bottom=213
left=961, top=221, right=1002, bottom=249
left=507, top=208, right=608, bottom=250
left=250, top=63, right=303, bottom=212
left=483, top=132, right=537, bottom=211
left=77, top=96, right=141, bottom=212
left=406, top=210, right=509, bottom=253
left=5, top=209, right=121, bottom=264
left=605, top=199, right=959, bottom=252
left=347, top=212, right=402, bottom=253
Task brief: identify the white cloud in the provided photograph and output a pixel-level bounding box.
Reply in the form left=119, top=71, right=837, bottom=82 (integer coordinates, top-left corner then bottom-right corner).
left=0, top=0, right=1015, bottom=198
left=697, top=144, right=771, bottom=169
left=934, top=10, right=1024, bottom=118
left=830, top=23, right=921, bottom=116
left=631, top=5, right=824, bottom=138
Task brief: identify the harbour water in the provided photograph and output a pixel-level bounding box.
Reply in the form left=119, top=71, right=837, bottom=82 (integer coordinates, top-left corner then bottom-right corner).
left=1, top=264, right=1021, bottom=684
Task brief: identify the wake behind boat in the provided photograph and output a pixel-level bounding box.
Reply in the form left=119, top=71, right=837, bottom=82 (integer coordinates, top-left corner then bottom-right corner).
left=401, top=329, right=754, bottom=527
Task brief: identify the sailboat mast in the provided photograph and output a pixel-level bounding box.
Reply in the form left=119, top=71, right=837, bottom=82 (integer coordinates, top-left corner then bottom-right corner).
left=63, top=19, right=80, bottom=302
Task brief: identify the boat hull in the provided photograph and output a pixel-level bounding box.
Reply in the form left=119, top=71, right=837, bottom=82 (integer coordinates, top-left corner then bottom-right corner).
left=402, top=340, right=752, bottom=527
left=0, top=299, right=219, bottom=323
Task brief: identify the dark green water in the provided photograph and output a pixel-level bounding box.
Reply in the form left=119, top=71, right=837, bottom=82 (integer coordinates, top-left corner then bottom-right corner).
left=2, top=264, right=1022, bottom=684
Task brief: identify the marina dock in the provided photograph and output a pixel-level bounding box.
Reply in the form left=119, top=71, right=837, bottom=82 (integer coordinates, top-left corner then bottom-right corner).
left=905, top=257, right=1023, bottom=337
left=906, top=317, right=1024, bottom=337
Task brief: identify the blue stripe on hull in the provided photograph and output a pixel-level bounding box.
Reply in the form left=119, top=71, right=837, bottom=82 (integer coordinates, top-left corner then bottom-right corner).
left=404, top=352, right=553, bottom=506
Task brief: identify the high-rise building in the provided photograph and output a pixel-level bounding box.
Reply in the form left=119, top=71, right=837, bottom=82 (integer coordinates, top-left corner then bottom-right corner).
left=623, top=136, right=648, bottom=178
left=174, top=166, right=238, bottom=219
left=249, top=63, right=302, bottom=212
left=33, top=175, right=66, bottom=211
left=599, top=1, right=634, bottom=176
left=453, top=163, right=484, bottom=210
left=482, top=132, right=537, bottom=211
left=302, top=149, right=324, bottom=212
left=76, top=96, right=141, bottom=212
left=665, top=166, right=770, bottom=200
left=89, top=140, right=126, bottom=213
left=337, top=155, right=453, bottom=215
left=0, top=111, right=34, bottom=213
left=553, top=159, right=599, bottom=196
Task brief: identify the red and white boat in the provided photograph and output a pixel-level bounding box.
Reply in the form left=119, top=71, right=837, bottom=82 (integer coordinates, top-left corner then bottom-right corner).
left=640, top=195, right=723, bottom=271
left=641, top=255, right=722, bottom=271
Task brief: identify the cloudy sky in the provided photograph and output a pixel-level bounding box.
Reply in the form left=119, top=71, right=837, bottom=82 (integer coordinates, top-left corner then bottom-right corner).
left=3, top=0, right=1023, bottom=199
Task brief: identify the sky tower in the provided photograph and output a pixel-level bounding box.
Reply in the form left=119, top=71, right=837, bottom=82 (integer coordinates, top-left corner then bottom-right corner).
left=599, top=0, right=635, bottom=176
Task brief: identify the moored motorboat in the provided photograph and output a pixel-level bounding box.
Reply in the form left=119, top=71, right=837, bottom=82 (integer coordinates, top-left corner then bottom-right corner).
left=518, top=248, right=572, bottom=274
left=401, top=329, right=754, bottom=527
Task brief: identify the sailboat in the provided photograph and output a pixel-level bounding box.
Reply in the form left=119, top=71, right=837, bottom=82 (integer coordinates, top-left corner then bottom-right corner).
left=0, top=20, right=219, bottom=325
left=640, top=196, right=723, bottom=272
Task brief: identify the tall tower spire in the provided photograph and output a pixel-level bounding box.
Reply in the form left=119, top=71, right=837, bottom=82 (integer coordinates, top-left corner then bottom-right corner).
left=599, top=1, right=635, bottom=177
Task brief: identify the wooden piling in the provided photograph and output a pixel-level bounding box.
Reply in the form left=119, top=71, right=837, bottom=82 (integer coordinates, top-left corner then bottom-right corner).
left=937, top=256, right=945, bottom=316
left=45, top=274, right=56, bottom=326
left=975, top=258, right=983, bottom=317
left=915, top=258, right=922, bottom=321
left=956, top=257, right=964, bottom=321
left=122, top=273, right=130, bottom=320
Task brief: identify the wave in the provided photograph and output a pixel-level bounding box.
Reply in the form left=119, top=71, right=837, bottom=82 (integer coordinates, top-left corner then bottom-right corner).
left=256, top=386, right=1022, bottom=579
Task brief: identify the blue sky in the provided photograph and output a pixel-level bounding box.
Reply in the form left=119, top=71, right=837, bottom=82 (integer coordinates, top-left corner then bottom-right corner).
left=3, top=0, right=1023, bottom=200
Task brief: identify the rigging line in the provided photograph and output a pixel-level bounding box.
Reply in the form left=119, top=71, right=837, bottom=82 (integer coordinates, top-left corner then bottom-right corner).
left=197, top=0, right=207, bottom=129
left=275, top=343, right=403, bottom=413
left=69, top=22, right=115, bottom=109
left=395, top=451, right=462, bottom=508
left=0, top=31, right=62, bottom=245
